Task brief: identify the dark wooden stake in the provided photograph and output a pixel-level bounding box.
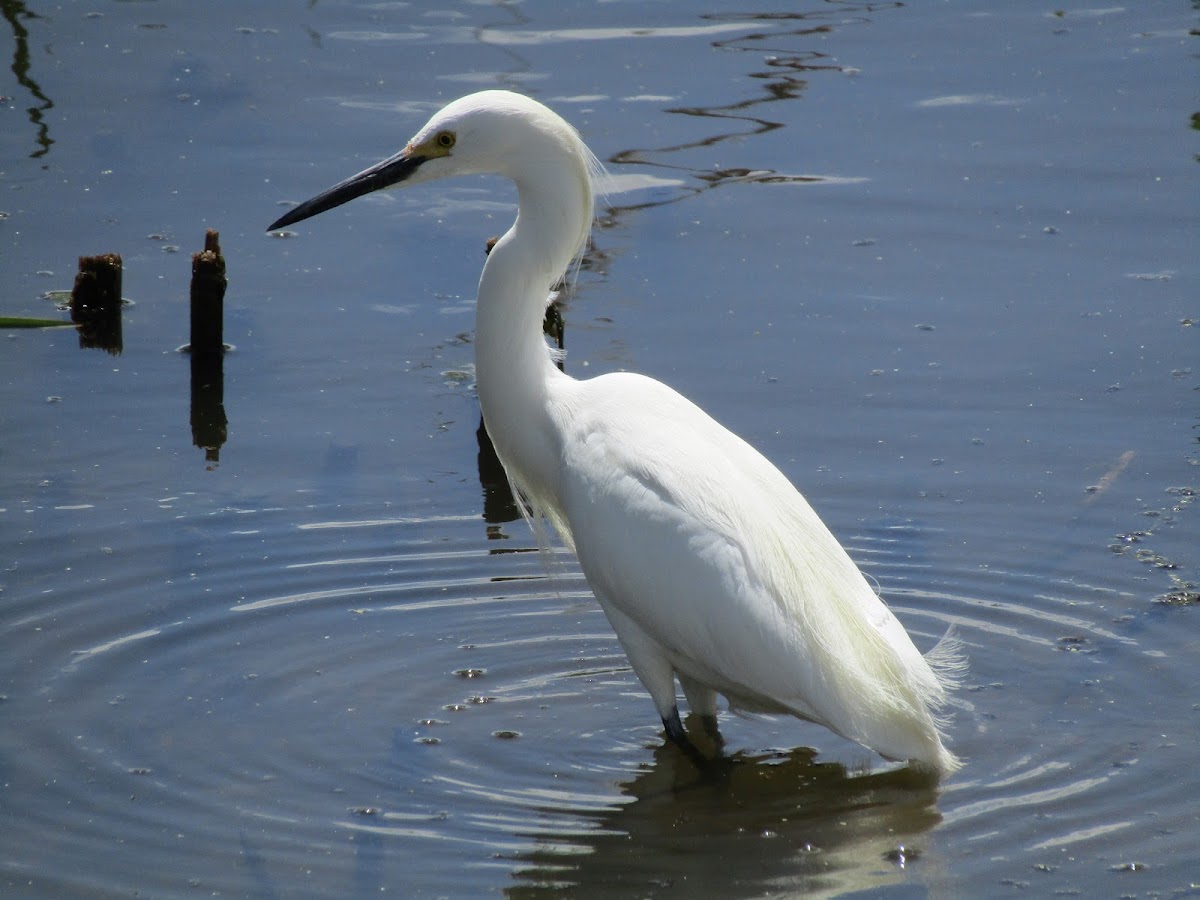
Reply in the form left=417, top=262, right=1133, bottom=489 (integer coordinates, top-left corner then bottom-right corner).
left=189, top=229, right=226, bottom=357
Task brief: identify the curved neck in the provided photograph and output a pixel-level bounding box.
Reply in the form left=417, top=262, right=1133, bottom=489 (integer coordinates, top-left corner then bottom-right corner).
left=474, top=151, right=592, bottom=507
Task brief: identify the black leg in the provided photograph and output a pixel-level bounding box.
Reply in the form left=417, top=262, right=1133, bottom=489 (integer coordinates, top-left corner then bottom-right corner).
left=662, top=704, right=688, bottom=744
left=661, top=705, right=711, bottom=770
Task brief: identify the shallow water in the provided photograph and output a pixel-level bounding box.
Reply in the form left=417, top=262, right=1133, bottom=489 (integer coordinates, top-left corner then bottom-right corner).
left=2, top=1, right=1197, bottom=896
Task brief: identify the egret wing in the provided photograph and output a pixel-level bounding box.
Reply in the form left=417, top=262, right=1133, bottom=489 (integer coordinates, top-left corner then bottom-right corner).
left=555, top=371, right=954, bottom=765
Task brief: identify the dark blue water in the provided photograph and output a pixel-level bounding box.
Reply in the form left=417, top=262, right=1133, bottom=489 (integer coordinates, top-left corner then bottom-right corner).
left=2, top=2, right=1197, bottom=896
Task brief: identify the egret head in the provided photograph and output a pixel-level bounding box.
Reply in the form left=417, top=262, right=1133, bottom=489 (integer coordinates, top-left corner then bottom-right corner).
left=267, top=90, right=593, bottom=233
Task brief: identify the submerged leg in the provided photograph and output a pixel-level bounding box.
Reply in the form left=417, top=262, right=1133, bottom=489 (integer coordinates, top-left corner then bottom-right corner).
left=679, top=674, right=723, bottom=747
left=662, top=704, right=711, bottom=770
left=697, top=713, right=723, bottom=745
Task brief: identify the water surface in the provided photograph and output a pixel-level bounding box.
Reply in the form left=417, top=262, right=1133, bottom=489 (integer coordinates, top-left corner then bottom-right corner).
left=2, top=2, right=1197, bottom=896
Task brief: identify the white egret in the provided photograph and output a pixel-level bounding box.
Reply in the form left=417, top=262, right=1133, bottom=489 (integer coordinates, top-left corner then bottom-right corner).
left=268, top=90, right=962, bottom=775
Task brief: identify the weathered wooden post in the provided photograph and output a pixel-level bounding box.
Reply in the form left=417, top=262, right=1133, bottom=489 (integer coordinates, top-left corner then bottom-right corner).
left=188, top=230, right=228, bottom=464
left=189, top=229, right=226, bottom=358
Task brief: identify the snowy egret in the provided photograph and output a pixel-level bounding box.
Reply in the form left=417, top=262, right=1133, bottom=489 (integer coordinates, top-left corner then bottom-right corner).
left=268, top=90, right=962, bottom=775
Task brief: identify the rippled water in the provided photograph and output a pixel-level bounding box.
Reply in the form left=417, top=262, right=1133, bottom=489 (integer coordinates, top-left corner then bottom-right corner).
left=2, top=2, right=1197, bottom=897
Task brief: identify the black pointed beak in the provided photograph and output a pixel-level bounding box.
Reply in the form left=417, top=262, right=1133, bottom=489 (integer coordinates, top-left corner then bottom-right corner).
left=267, top=149, right=426, bottom=231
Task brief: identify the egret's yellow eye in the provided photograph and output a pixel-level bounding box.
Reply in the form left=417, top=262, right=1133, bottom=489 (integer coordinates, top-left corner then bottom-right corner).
left=435, top=131, right=456, bottom=150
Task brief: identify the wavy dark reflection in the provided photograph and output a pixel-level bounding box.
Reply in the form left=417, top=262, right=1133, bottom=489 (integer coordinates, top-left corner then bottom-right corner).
left=1, top=0, right=54, bottom=157
left=600, top=5, right=895, bottom=219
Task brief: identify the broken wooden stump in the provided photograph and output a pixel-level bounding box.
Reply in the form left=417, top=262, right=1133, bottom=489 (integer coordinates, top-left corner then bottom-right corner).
left=189, top=229, right=226, bottom=358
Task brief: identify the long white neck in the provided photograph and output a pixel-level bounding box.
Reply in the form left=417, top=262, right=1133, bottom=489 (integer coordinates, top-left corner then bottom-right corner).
left=474, top=140, right=592, bottom=519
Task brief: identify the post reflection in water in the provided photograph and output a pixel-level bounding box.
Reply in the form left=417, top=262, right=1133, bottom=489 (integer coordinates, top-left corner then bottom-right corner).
left=190, top=352, right=227, bottom=466
left=69, top=253, right=124, bottom=356
left=70, top=299, right=123, bottom=355
left=506, top=741, right=944, bottom=898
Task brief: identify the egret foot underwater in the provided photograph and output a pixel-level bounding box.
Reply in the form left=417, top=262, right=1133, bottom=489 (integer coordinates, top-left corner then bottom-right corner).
left=662, top=706, right=709, bottom=770
left=268, top=89, right=964, bottom=777
left=661, top=708, right=735, bottom=779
